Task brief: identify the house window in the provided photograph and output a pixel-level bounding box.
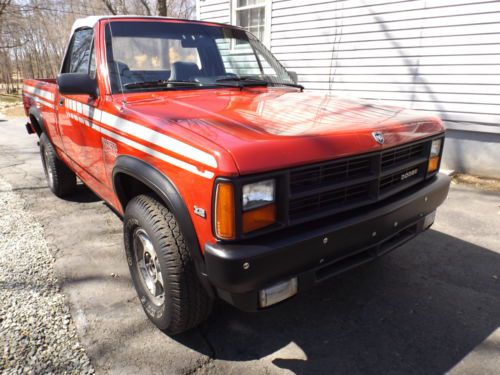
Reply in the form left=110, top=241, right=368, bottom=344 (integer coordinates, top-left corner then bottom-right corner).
left=233, top=0, right=270, bottom=46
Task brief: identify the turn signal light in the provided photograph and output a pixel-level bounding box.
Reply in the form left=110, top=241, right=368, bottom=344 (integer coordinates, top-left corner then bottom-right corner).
left=242, top=203, right=277, bottom=233
left=428, top=138, right=442, bottom=173
left=428, top=156, right=440, bottom=173
left=215, top=182, right=235, bottom=240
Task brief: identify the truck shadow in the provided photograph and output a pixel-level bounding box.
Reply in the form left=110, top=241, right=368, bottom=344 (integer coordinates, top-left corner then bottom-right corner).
left=64, top=183, right=101, bottom=204
left=175, top=229, right=500, bottom=374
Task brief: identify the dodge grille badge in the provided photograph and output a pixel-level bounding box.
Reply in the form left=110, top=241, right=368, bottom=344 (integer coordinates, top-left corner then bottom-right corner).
left=372, top=131, right=384, bottom=144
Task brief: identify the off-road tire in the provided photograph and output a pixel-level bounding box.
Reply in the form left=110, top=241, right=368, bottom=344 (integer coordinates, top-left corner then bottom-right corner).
left=39, top=133, right=76, bottom=197
left=124, top=194, right=213, bottom=335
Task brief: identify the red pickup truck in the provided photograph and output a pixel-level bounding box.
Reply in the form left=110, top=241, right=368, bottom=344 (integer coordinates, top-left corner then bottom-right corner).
left=23, top=16, right=450, bottom=335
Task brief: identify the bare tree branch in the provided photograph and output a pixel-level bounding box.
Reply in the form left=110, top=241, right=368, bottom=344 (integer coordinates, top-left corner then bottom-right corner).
left=139, top=0, right=152, bottom=16
left=101, top=0, right=117, bottom=15
left=157, top=0, right=167, bottom=16
left=0, top=0, right=196, bottom=92
left=0, top=41, right=26, bottom=49
left=0, top=0, right=12, bottom=16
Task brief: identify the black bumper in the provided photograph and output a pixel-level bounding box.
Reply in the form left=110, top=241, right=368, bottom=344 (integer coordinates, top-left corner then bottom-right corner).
left=204, top=174, right=451, bottom=311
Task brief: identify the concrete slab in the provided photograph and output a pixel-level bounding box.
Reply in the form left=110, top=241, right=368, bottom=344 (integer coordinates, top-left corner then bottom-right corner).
left=1, top=116, right=499, bottom=374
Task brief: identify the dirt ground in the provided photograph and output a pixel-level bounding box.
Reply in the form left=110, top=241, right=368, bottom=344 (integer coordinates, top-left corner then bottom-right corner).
left=0, top=94, right=24, bottom=118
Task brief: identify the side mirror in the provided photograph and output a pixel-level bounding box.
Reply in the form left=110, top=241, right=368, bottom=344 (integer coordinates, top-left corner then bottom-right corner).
left=57, top=73, right=98, bottom=97
left=288, top=71, right=298, bottom=84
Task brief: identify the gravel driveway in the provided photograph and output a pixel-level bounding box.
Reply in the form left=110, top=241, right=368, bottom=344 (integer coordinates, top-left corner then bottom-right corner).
left=0, top=178, right=94, bottom=374
left=0, top=116, right=499, bottom=374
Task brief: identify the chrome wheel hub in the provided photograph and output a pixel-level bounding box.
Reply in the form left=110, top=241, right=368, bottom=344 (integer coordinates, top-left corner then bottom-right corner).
left=43, top=148, right=54, bottom=188
left=133, top=228, right=164, bottom=306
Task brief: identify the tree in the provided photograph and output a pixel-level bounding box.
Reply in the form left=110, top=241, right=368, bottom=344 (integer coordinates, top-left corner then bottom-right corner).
left=157, top=0, right=166, bottom=16
left=0, top=0, right=11, bottom=16
left=100, top=0, right=194, bottom=18
left=0, top=0, right=195, bottom=93
left=0, top=0, right=13, bottom=48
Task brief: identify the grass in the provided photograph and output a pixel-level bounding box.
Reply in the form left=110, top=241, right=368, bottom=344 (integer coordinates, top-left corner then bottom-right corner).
left=0, top=93, right=24, bottom=118
left=452, top=173, right=500, bottom=193
left=0, top=93, right=22, bottom=104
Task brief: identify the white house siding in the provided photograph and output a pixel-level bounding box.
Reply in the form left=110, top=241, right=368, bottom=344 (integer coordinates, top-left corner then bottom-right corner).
left=197, top=0, right=500, bottom=177
left=198, top=0, right=231, bottom=24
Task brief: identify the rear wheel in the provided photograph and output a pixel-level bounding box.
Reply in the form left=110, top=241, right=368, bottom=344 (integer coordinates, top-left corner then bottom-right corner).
left=124, top=194, right=213, bottom=335
left=39, top=133, right=76, bottom=197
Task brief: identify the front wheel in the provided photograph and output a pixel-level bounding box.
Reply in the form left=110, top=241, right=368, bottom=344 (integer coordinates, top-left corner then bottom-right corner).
left=123, top=194, right=213, bottom=335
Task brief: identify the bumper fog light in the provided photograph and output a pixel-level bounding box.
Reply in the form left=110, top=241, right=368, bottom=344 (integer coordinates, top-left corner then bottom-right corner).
left=259, top=277, right=298, bottom=308
left=424, top=210, right=436, bottom=229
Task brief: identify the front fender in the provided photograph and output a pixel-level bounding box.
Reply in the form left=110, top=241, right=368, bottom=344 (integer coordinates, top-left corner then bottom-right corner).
left=112, top=155, right=214, bottom=297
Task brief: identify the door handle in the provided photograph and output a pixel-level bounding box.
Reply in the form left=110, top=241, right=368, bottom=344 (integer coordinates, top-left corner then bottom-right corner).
left=59, top=98, right=65, bottom=106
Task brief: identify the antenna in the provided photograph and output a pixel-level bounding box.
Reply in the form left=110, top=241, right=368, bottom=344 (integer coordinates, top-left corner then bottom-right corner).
left=107, top=17, right=127, bottom=107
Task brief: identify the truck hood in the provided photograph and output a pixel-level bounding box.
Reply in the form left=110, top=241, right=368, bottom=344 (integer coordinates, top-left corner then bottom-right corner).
left=124, top=88, right=444, bottom=175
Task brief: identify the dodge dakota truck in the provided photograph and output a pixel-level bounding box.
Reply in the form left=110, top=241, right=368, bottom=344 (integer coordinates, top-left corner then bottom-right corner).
left=23, top=16, right=450, bottom=335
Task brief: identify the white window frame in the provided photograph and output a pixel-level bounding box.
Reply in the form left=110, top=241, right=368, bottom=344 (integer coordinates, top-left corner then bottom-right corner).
left=231, top=0, right=271, bottom=47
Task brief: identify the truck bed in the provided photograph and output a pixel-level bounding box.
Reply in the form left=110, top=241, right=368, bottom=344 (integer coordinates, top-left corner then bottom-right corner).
left=22, top=79, right=58, bottom=115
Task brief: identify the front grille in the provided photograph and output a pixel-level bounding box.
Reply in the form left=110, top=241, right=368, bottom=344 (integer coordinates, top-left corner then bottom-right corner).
left=289, top=183, right=371, bottom=218
left=288, top=139, right=432, bottom=223
left=381, top=142, right=425, bottom=169
left=290, top=157, right=372, bottom=192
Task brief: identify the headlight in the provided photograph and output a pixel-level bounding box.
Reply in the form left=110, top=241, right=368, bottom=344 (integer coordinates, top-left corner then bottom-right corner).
left=242, top=179, right=277, bottom=234
left=430, top=139, right=442, bottom=157
left=242, top=179, right=275, bottom=211
left=428, top=138, right=442, bottom=173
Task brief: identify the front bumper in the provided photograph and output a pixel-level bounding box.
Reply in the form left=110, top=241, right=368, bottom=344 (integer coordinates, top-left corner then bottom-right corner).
left=204, top=174, right=451, bottom=311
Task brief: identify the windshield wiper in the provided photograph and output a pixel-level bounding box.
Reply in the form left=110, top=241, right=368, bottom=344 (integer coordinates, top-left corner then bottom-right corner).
left=215, top=76, right=269, bottom=88
left=123, top=78, right=304, bottom=91
left=269, top=82, right=304, bottom=91
left=215, top=77, right=304, bottom=91
left=123, top=80, right=201, bottom=89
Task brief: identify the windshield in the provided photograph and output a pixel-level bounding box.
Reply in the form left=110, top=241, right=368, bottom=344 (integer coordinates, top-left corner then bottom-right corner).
left=105, top=21, right=296, bottom=93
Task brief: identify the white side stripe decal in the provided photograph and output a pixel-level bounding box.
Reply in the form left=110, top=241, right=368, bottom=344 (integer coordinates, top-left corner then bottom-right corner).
left=23, top=85, right=55, bottom=102
left=64, top=99, right=217, bottom=169
left=67, top=112, right=214, bottom=179
left=100, top=125, right=215, bottom=179
left=22, top=84, right=217, bottom=178
left=23, top=93, right=55, bottom=109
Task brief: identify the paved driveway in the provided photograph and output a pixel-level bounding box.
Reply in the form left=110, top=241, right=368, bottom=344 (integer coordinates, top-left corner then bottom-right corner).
left=1, top=116, right=499, bottom=374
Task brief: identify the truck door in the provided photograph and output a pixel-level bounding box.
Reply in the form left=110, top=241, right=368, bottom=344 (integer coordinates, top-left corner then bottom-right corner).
left=57, top=27, right=107, bottom=188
